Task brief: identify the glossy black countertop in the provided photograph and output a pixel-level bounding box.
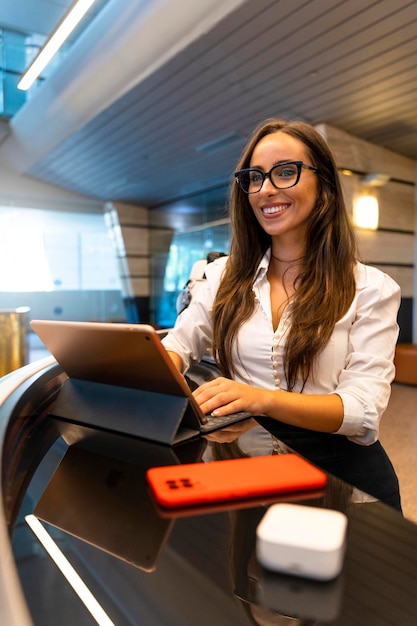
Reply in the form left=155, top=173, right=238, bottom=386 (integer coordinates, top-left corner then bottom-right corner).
left=2, top=359, right=417, bottom=626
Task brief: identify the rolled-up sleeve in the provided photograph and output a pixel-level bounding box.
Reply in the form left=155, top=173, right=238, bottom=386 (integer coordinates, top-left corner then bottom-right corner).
left=333, top=266, right=400, bottom=444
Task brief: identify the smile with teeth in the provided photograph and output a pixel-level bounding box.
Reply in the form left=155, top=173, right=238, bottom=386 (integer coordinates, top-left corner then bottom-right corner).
left=262, top=203, right=290, bottom=215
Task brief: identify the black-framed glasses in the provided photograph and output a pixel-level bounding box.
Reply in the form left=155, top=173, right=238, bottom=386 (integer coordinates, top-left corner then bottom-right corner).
left=234, top=161, right=318, bottom=194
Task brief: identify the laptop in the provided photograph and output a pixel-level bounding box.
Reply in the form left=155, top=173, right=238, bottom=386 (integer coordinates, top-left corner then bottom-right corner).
left=31, top=320, right=251, bottom=444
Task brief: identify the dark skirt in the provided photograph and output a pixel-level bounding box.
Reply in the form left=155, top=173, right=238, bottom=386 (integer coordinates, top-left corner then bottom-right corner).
left=256, top=417, right=402, bottom=512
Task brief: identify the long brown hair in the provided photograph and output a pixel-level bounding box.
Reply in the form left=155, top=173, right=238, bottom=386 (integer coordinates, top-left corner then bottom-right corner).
left=212, top=119, right=357, bottom=390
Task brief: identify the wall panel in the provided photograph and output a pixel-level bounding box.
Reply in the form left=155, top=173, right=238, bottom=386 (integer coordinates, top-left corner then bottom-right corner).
left=319, top=123, right=416, bottom=340
left=355, top=230, right=414, bottom=265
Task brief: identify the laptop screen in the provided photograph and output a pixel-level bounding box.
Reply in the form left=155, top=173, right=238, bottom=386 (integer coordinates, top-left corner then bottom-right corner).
left=31, top=320, right=193, bottom=398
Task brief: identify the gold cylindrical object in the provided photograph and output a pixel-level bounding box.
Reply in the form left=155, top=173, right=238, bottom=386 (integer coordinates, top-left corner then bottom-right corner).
left=0, top=308, right=30, bottom=378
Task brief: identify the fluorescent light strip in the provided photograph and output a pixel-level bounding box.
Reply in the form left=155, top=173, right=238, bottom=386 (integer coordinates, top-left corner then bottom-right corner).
left=18, top=0, right=98, bottom=91
left=25, top=515, right=116, bottom=626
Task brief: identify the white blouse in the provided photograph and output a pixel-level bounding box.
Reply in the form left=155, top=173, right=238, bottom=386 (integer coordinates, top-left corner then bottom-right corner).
left=162, top=251, right=401, bottom=445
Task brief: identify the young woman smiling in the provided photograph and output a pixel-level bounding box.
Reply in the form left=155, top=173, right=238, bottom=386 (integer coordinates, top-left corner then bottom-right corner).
left=162, top=118, right=401, bottom=510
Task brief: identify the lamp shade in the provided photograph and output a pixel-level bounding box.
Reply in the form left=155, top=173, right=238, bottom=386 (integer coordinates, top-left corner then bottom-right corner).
left=353, top=195, right=379, bottom=230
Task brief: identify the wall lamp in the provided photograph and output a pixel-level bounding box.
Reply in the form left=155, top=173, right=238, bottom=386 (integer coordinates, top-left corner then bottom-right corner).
left=18, top=0, right=99, bottom=91
left=353, top=195, right=379, bottom=230
left=351, top=171, right=390, bottom=230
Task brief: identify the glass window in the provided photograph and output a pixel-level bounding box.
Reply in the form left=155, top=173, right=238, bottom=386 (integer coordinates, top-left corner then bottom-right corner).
left=0, top=207, right=121, bottom=292
left=155, top=221, right=230, bottom=328
left=150, top=184, right=231, bottom=328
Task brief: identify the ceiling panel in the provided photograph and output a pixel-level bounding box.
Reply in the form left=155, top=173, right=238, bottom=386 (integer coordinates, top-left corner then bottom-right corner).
left=1, top=0, right=417, bottom=209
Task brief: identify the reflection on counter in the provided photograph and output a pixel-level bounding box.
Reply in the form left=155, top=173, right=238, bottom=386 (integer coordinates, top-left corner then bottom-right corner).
left=7, top=410, right=417, bottom=625
left=24, top=429, right=356, bottom=625
left=34, top=445, right=174, bottom=572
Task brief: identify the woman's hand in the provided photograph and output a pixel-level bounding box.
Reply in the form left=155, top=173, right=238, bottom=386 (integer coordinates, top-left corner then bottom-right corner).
left=193, top=376, right=267, bottom=417
left=193, top=375, right=344, bottom=434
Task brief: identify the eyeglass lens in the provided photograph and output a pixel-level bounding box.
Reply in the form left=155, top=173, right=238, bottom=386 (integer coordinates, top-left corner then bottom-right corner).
left=238, top=162, right=301, bottom=193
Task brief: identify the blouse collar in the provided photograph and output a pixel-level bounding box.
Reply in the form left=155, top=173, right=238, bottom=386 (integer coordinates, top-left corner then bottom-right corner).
left=254, top=248, right=271, bottom=284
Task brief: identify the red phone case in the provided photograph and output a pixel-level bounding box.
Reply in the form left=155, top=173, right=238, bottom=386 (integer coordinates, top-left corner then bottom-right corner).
left=146, top=453, right=327, bottom=510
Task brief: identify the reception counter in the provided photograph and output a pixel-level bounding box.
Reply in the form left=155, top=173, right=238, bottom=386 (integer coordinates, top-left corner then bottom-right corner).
left=1, top=358, right=417, bottom=625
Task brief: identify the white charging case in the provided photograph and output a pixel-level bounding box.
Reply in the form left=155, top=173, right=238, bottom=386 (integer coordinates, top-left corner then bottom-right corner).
left=256, top=503, right=348, bottom=581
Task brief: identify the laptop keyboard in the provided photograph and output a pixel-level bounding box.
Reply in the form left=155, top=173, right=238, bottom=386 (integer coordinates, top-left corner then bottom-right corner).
left=199, top=410, right=251, bottom=433
left=184, top=369, right=251, bottom=433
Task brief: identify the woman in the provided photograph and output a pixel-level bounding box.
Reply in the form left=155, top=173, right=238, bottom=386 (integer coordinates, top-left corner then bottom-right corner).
left=162, top=118, right=401, bottom=510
